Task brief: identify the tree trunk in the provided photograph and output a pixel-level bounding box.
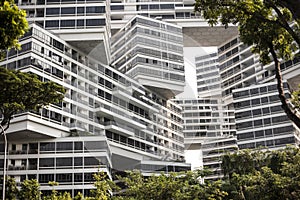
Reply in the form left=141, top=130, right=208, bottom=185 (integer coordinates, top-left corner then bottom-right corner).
left=269, top=44, right=300, bottom=129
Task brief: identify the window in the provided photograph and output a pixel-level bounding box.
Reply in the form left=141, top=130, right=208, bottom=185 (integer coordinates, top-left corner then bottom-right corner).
left=56, top=142, right=73, bottom=151
left=61, top=7, right=75, bottom=15
left=56, top=158, right=72, bottom=167
left=74, top=157, right=83, bottom=166
left=45, top=20, right=59, bottom=28
left=46, top=8, right=59, bottom=15
left=84, top=141, right=106, bottom=150
left=56, top=173, right=72, bottom=182
left=40, top=142, right=55, bottom=151
left=39, top=174, right=54, bottom=183
left=86, top=19, right=105, bottom=26
left=39, top=158, right=54, bottom=168
left=77, top=7, right=84, bottom=14
left=61, top=20, right=75, bottom=27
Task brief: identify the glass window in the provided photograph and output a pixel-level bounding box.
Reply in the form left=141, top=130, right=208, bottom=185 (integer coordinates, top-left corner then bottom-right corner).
left=61, top=20, right=75, bottom=27
left=61, top=7, right=75, bottom=14
left=56, top=142, right=73, bottom=151
left=56, top=173, right=72, bottom=182
left=84, top=141, right=106, bottom=150
left=86, top=19, right=105, bottom=26
left=56, top=158, right=72, bottom=166
left=77, top=7, right=84, bottom=14
left=40, top=142, right=55, bottom=151
left=74, top=173, right=82, bottom=182
left=39, top=174, right=54, bottom=183
left=74, top=157, right=83, bottom=166
left=84, top=157, right=101, bottom=166
left=77, top=19, right=84, bottom=27
left=46, top=8, right=59, bottom=15
left=45, top=20, right=59, bottom=28
left=39, top=158, right=54, bottom=167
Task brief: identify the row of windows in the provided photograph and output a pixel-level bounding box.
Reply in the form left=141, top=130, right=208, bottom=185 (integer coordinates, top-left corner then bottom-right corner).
left=237, top=125, right=294, bottom=140
left=39, top=172, right=101, bottom=184
left=219, top=56, right=239, bottom=71
left=195, top=59, right=217, bottom=67
left=234, top=95, right=285, bottom=109
left=197, top=84, right=221, bottom=92
left=45, top=19, right=105, bottom=28
left=36, top=0, right=104, bottom=4
left=220, top=65, right=241, bottom=80
left=137, top=4, right=175, bottom=11
left=133, top=17, right=181, bottom=33
left=218, top=47, right=239, bottom=62
left=8, top=141, right=105, bottom=153
left=197, top=71, right=219, bottom=80
left=46, top=6, right=105, bottom=16
left=218, top=38, right=238, bottom=54
left=239, top=136, right=295, bottom=149
left=236, top=115, right=289, bottom=130
left=196, top=64, right=218, bottom=73
left=235, top=105, right=282, bottom=119
left=195, top=53, right=218, bottom=62
left=233, top=83, right=288, bottom=99
left=39, top=156, right=107, bottom=168
left=184, top=125, right=221, bottom=130
left=183, top=112, right=219, bottom=118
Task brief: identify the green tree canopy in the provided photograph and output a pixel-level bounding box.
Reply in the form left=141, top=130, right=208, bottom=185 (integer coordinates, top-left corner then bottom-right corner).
left=0, top=67, right=65, bottom=132
left=221, top=147, right=300, bottom=200
left=116, top=170, right=227, bottom=200
left=195, top=0, right=300, bottom=128
left=0, top=0, right=28, bottom=58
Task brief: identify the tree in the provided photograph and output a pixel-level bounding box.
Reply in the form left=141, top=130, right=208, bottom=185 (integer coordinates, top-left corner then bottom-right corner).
left=3, top=176, right=18, bottom=200
left=221, top=147, right=300, bottom=200
left=19, top=179, right=41, bottom=200
left=116, top=170, right=227, bottom=200
left=194, top=0, right=300, bottom=128
left=0, top=0, right=28, bottom=59
left=86, top=172, right=116, bottom=200
left=0, top=67, right=65, bottom=133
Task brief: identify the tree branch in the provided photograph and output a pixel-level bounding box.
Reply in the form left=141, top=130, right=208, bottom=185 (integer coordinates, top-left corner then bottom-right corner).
left=268, top=43, right=300, bottom=129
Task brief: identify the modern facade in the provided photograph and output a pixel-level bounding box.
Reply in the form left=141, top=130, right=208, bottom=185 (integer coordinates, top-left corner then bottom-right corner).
left=0, top=22, right=190, bottom=195
left=233, top=82, right=300, bottom=150
left=173, top=98, right=237, bottom=180
left=218, top=36, right=300, bottom=150
left=111, top=15, right=185, bottom=99
left=196, top=53, right=222, bottom=98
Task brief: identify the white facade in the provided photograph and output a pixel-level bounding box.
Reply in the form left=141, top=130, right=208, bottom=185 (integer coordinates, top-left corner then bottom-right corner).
left=0, top=24, right=190, bottom=195
left=111, top=15, right=185, bottom=99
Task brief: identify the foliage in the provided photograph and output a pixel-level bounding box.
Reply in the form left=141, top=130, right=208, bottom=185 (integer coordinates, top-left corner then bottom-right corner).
left=116, top=170, right=227, bottom=200
left=0, top=0, right=28, bottom=58
left=4, top=176, right=18, bottom=200
left=86, top=172, right=116, bottom=200
left=221, top=146, right=300, bottom=200
left=0, top=67, right=65, bottom=132
left=19, top=179, right=41, bottom=200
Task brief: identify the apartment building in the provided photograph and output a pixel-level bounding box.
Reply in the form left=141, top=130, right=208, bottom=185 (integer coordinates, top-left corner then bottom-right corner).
left=111, top=15, right=185, bottom=99
left=218, top=36, right=300, bottom=148
left=0, top=22, right=189, bottom=195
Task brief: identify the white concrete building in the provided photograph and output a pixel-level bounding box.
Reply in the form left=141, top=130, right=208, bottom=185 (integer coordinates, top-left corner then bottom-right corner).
left=0, top=23, right=190, bottom=195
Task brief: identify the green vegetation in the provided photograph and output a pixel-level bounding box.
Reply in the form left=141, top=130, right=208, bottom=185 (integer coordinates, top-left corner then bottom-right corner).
left=195, top=0, right=300, bottom=128
left=0, top=0, right=28, bottom=59
left=221, top=146, right=300, bottom=200
left=0, top=67, right=65, bottom=132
